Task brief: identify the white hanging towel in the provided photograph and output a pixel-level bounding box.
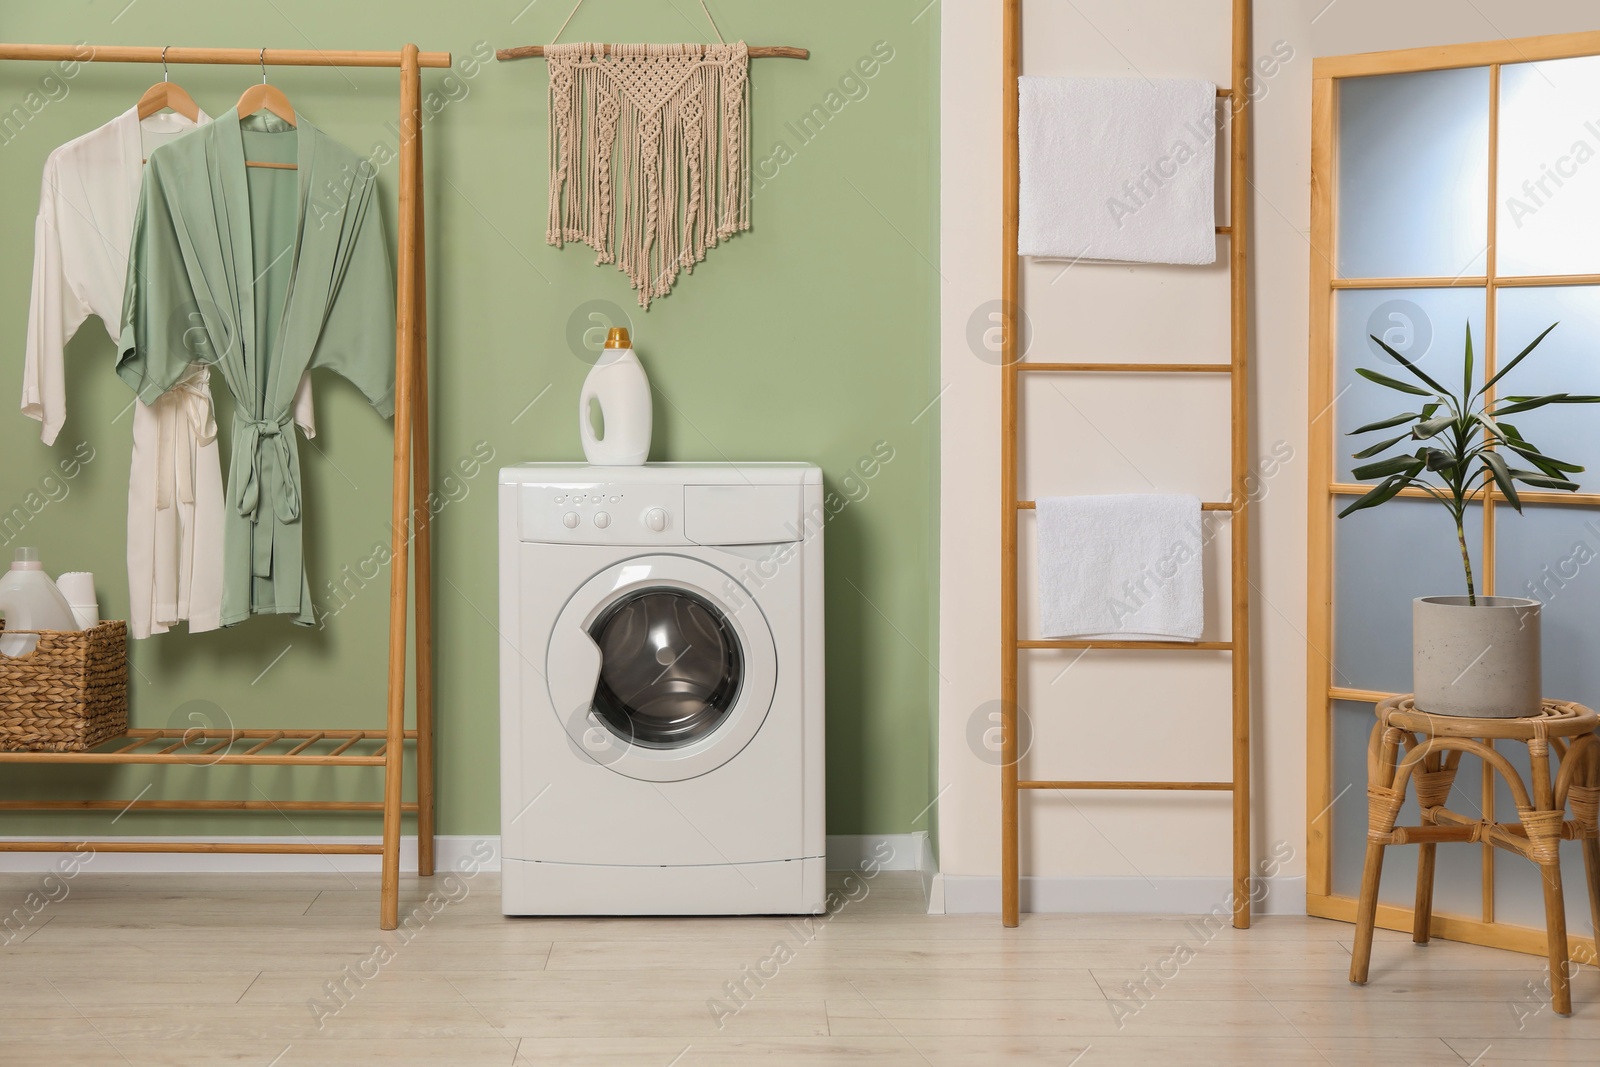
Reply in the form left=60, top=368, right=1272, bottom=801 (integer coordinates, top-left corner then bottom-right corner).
left=1037, top=494, right=1205, bottom=642
left=1018, top=76, right=1217, bottom=265
left=20, top=107, right=316, bottom=639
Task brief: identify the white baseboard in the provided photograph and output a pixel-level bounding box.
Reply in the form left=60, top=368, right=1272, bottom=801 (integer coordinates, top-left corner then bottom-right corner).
left=918, top=832, right=939, bottom=908
left=0, top=834, right=1305, bottom=918
left=0, top=836, right=500, bottom=874
left=939, top=874, right=1307, bottom=917
left=824, top=833, right=928, bottom=872
left=0, top=834, right=944, bottom=877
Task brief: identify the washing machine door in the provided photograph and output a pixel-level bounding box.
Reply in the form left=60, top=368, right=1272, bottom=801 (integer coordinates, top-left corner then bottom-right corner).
left=546, top=554, right=778, bottom=782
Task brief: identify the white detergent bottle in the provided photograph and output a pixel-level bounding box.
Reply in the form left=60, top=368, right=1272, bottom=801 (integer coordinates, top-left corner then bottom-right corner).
left=579, top=327, right=653, bottom=466
left=0, top=548, right=80, bottom=658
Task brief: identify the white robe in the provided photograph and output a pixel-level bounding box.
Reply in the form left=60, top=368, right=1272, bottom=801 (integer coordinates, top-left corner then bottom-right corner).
left=19, top=107, right=315, bottom=639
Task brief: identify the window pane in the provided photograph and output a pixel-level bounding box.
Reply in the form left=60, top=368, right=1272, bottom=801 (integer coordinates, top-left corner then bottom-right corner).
left=1329, top=699, right=1482, bottom=915
left=1334, top=498, right=1484, bottom=694
left=1494, top=502, right=1600, bottom=935
left=1333, top=288, right=1485, bottom=481
left=1496, top=503, right=1600, bottom=709
left=1493, top=286, right=1600, bottom=492
left=1497, top=55, right=1600, bottom=277
left=1492, top=738, right=1596, bottom=935
left=1337, top=67, right=1489, bottom=279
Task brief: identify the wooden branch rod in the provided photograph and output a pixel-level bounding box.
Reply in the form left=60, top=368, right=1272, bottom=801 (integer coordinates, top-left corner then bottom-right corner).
left=0, top=44, right=451, bottom=68
left=496, top=44, right=807, bottom=61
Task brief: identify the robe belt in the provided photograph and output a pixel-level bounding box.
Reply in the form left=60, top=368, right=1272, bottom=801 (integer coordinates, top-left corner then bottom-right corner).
left=155, top=369, right=220, bottom=511
left=232, top=411, right=301, bottom=527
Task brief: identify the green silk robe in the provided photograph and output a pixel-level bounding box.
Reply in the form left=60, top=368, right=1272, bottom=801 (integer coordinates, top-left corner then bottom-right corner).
left=117, top=110, right=395, bottom=626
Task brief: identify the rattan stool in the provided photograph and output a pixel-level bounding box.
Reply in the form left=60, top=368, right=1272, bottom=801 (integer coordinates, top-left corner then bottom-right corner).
left=1349, top=696, right=1600, bottom=1015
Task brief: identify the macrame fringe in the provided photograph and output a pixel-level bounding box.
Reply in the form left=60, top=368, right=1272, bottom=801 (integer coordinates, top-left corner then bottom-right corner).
left=547, top=42, right=751, bottom=308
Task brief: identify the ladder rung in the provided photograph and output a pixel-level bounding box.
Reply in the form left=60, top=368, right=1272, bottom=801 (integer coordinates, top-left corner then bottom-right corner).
left=1018, top=639, right=1233, bottom=651
left=1215, top=225, right=1231, bottom=235
left=1215, top=87, right=1232, bottom=97
left=1018, top=500, right=1235, bottom=512
left=1015, top=362, right=1233, bottom=374
left=1019, top=780, right=1233, bottom=791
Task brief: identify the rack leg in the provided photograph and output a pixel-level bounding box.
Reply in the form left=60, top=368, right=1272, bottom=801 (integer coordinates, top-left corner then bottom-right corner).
left=999, top=0, right=1022, bottom=934
left=411, top=56, right=437, bottom=881
left=381, top=44, right=424, bottom=931
left=1228, top=0, right=1254, bottom=933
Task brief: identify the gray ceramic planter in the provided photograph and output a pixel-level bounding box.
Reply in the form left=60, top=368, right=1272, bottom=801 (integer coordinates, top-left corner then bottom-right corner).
left=1412, top=596, right=1541, bottom=718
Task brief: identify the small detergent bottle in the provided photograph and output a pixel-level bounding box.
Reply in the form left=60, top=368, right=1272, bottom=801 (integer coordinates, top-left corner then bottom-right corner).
left=0, top=548, right=80, bottom=658
left=579, top=327, right=653, bottom=466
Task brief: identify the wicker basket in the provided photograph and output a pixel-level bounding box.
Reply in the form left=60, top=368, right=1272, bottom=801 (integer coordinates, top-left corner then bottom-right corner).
left=0, top=621, right=129, bottom=752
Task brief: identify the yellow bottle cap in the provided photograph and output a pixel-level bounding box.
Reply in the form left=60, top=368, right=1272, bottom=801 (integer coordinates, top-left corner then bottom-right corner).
left=605, top=327, right=631, bottom=349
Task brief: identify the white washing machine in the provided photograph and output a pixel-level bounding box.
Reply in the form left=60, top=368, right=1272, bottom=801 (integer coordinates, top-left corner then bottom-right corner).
left=498, top=463, right=826, bottom=915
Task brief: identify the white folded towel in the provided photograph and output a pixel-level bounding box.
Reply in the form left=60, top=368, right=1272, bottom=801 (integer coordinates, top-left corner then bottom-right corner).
left=1037, top=494, right=1204, bottom=642
left=1018, top=76, right=1218, bottom=265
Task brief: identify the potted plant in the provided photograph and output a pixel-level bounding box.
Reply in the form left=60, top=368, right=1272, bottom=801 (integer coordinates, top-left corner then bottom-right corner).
left=1340, top=321, right=1599, bottom=717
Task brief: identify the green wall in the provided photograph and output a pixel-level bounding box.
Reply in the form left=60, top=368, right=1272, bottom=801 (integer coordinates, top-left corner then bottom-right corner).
left=0, top=2, right=939, bottom=840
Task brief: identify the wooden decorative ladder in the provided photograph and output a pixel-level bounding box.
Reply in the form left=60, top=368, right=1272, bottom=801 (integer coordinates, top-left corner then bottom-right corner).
left=997, top=0, right=1254, bottom=928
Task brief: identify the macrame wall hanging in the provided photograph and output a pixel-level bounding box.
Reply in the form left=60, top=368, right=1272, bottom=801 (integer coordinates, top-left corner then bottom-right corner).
left=495, top=1, right=809, bottom=309
left=548, top=40, right=749, bottom=308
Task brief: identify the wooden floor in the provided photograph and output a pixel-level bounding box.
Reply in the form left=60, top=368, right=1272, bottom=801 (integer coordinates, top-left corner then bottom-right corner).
left=1, top=870, right=1597, bottom=1065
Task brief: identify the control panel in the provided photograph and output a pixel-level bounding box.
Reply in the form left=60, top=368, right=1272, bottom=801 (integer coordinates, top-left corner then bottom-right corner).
left=518, top=483, right=686, bottom=545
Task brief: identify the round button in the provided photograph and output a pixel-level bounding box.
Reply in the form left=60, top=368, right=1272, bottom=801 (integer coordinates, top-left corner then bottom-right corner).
left=645, top=508, right=668, bottom=532
left=594, top=512, right=612, bottom=529
left=562, top=512, right=579, bottom=529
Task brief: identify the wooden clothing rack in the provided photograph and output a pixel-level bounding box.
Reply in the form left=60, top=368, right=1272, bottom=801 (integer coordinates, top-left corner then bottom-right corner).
left=997, top=0, right=1254, bottom=928
left=0, top=42, right=449, bottom=931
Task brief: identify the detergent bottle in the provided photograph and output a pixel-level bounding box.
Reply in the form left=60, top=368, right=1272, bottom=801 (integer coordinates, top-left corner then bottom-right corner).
left=579, top=328, right=653, bottom=466
left=0, top=548, right=80, bottom=658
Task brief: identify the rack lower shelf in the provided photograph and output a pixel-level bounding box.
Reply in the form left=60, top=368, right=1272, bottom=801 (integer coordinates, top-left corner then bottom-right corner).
left=0, top=729, right=416, bottom=766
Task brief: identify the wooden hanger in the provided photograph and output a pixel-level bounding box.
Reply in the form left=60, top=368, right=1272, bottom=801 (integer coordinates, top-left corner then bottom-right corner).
left=136, top=47, right=201, bottom=122
left=236, top=48, right=298, bottom=170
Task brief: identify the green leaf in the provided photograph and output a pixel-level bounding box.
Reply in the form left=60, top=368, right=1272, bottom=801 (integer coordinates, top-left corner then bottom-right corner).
left=1424, top=449, right=1458, bottom=472
left=1351, top=433, right=1410, bottom=459
left=1369, top=332, right=1452, bottom=395
left=1348, top=412, right=1421, bottom=434
left=1481, top=450, right=1522, bottom=511
left=1462, top=323, right=1474, bottom=402
left=1411, top=414, right=1456, bottom=440
left=1492, top=395, right=1562, bottom=415
left=1496, top=393, right=1600, bottom=414
left=1355, top=366, right=1433, bottom=397
left=1351, top=454, right=1425, bottom=481
left=1505, top=443, right=1583, bottom=474
left=1511, top=471, right=1582, bottom=491
left=1421, top=402, right=1441, bottom=419
left=1337, top=475, right=1410, bottom=517
left=1479, top=322, right=1558, bottom=397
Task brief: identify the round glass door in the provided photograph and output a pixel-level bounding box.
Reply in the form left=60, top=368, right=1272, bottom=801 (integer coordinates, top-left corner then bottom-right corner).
left=588, top=589, right=744, bottom=749
left=545, top=554, right=779, bottom=782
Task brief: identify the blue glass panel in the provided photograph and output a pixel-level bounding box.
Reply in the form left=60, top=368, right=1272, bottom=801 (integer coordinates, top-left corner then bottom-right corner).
left=1334, top=499, right=1484, bottom=695
left=1334, top=288, right=1486, bottom=481
left=1494, top=287, right=1600, bottom=493
left=1496, top=504, right=1600, bottom=709
left=1338, top=68, right=1489, bottom=279
left=1330, top=700, right=1482, bottom=917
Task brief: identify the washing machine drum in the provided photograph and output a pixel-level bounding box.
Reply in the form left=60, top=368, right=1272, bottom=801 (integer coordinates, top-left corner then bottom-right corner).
left=546, top=555, right=779, bottom=782
left=589, top=589, right=743, bottom=749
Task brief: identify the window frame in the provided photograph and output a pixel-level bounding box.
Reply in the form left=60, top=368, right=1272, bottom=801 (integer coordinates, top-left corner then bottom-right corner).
left=1308, top=29, right=1600, bottom=963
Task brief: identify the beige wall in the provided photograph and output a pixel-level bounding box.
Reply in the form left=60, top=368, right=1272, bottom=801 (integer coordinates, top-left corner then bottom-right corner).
left=935, top=0, right=1599, bottom=911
